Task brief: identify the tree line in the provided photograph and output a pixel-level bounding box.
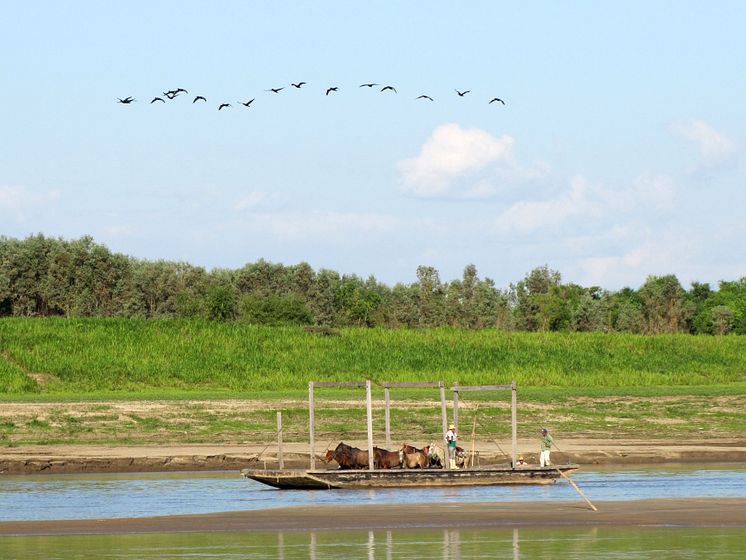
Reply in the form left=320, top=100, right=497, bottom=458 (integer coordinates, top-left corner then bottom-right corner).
left=1, top=234, right=744, bottom=335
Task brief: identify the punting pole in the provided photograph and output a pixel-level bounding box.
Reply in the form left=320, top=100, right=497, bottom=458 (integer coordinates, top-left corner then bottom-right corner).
left=277, top=411, right=284, bottom=470
left=557, top=469, right=598, bottom=511
left=308, top=382, right=315, bottom=470
left=439, top=381, right=449, bottom=470
left=366, top=380, right=375, bottom=470
left=511, top=379, right=517, bottom=469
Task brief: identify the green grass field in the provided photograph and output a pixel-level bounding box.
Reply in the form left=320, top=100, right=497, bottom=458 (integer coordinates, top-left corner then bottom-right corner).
left=1, top=317, right=745, bottom=395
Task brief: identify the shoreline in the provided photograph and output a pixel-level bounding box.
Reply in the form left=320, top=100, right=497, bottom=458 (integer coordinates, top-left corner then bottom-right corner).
left=2, top=498, right=745, bottom=536
left=2, top=439, right=745, bottom=475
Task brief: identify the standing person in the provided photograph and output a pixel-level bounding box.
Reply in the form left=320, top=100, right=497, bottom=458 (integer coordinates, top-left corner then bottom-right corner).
left=539, top=427, right=554, bottom=467
left=445, top=423, right=458, bottom=469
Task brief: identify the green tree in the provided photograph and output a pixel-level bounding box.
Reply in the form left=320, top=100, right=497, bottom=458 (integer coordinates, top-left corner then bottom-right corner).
left=638, top=275, right=694, bottom=334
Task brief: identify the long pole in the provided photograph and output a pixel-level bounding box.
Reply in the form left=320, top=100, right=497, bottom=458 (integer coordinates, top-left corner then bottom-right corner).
left=308, top=382, right=315, bottom=470
left=277, top=411, right=284, bottom=470
left=439, top=382, right=449, bottom=470
left=366, top=380, right=375, bottom=470
left=511, top=379, right=517, bottom=468
left=557, top=469, right=598, bottom=511
left=384, top=385, right=391, bottom=449
left=452, top=388, right=459, bottom=432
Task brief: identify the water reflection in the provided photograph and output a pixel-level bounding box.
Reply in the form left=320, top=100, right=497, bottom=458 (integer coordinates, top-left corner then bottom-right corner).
left=1, top=527, right=745, bottom=559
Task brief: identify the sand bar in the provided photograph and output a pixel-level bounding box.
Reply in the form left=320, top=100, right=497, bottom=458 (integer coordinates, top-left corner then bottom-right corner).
left=2, top=498, right=745, bottom=536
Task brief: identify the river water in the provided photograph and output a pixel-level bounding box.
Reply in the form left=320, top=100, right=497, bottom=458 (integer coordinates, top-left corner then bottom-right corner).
left=1, top=464, right=745, bottom=559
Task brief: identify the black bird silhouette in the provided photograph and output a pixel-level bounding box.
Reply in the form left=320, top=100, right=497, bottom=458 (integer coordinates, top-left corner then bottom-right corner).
left=175, top=88, right=188, bottom=94
left=218, top=103, right=231, bottom=110
left=240, top=98, right=255, bottom=107
left=489, top=97, right=506, bottom=105
left=291, top=82, right=306, bottom=88
left=380, top=85, right=397, bottom=93
left=416, top=95, right=434, bottom=101
left=117, top=96, right=135, bottom=104
left=150, top=97, right=165, bottom=104
left=359, top=83, right=378, bottom=88
left=326, top=87, right=338, bottom=96
left=266, top=87, right=284, bottom=93
left=193, top=96, right=207, bottom=103
left=455, top=89, right=470, bottom=97
left=164, top=90, right=179, bottom=99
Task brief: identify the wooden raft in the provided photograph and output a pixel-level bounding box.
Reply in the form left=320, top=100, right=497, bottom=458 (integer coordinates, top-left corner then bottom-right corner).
left=242, top=464, right=578, bottom=490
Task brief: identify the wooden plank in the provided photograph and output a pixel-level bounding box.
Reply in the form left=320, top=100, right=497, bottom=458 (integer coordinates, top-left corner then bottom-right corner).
left=308, top=382, right=315, bottom=470
left=381, top=382, right=442, bottom=388
left=366, top=380, right=374, bottom=470
left=277, top=411, right=284, bottom=470
left=451, top=384, right=514, bottom=392
left=314, top=381, right=367, bottom=388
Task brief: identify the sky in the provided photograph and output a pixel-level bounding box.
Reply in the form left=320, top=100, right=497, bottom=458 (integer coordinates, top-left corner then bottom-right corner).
left=2, top=1, right=745, bottom=290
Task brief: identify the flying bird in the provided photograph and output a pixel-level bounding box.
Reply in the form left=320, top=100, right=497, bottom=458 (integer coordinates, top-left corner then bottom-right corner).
left=218, top=103, right=231, bottom=110
left=416, top=95, right=434, bottom=101
left=193, top=96, right=207, bottom=103
left=266, top=87, right=284, bottom=93
left=150, top=97, right=165, bottom=104
left=455, top=89, right=470, bottom=97
left=240, top=98, right=255, bottom=107
left=326, top=87, right=338, bottom=96
left=291, top=82, right=306, bottom=88
left=163, top=91, right=180, bottom=100
left=359, top=83, right=378, bottom=88
left=117, top=96, right=135, bottom=104
left=175, top=88, right=188, bottom=94
left=380, top=85, right=397, bottom=93
left=489, top=97, right=506, bottom=105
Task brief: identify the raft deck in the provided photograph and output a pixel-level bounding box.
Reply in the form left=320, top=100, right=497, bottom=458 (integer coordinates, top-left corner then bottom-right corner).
left=242, top=464, right=579, bottom=490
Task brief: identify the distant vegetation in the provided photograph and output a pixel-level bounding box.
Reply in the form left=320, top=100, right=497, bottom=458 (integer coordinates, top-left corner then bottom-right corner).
left=1, top=318, right=745, bottom=394
left=1, top=234, right=745, bottom=335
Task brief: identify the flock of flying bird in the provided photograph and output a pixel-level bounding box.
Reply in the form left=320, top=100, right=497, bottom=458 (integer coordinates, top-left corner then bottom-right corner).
left=116, top=82, right=506, bottom=110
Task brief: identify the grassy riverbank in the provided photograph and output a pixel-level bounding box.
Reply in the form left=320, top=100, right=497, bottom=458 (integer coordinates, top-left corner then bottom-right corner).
left=2, top=318, right=745, bottom=394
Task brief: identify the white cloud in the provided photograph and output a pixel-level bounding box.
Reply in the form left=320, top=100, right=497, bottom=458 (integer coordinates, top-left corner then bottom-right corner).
left=247, top=211, right=398, bottom=242
left=494, top=172, right=677, bottom=234
left=234, top=191, right=266, bottom=211
left=576, top=226, right=704, bottom=288
left=398, top=123, right=545, bottom=198
left=495, top=175, right=602, bottom=233
left=671, top=119, right=738, bottom=166
left=0, top=186, right=61, bottom=222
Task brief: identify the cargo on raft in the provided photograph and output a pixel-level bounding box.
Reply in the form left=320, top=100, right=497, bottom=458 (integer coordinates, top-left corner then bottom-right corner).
left=243, top=380, right=580, bottom=491
left=242, top=463, right=579, bottom=490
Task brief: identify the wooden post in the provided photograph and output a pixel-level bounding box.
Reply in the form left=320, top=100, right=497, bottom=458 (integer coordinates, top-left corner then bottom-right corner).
left=453, top=388, right=459, bottom=431
left=511, top=379, right=517, bottom=469
left=277, top=411, right=284, bottom=470
left=366, top=380, right=375, bottom=470
left=439, top=382, right=449, bottom=470
left=308, top=381, right=315, bottom=470
left=384, top=384, right=391, bottom=449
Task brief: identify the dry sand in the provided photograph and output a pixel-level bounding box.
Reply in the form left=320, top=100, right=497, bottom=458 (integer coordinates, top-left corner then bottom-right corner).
left=1, top=499, right=745, bottom=536
left=2, top=438, right=745, bottom=474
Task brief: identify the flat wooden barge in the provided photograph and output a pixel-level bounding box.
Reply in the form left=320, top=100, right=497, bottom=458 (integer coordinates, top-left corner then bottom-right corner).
left=243, top=464, right=578, bottom=490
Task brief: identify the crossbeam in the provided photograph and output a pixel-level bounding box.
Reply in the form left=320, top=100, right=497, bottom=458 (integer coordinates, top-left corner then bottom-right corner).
left=381, top=382, right=443, bottom=389
left=451, top=384, right=513, bottom=391
left=314, top=381, right=368, bottom=388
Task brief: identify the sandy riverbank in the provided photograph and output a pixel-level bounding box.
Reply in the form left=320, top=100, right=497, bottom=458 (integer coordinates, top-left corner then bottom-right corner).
left=2, top=498, right=745, bottom=536
left=2, top=438, right=745, bottom=474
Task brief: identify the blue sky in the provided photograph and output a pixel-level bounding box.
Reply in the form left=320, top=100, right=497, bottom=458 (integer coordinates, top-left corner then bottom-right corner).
left=2, top=1, right=745, bottom=289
